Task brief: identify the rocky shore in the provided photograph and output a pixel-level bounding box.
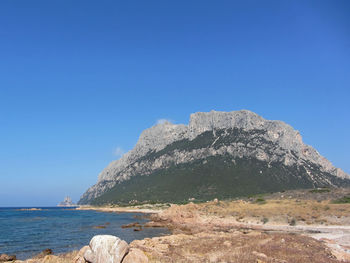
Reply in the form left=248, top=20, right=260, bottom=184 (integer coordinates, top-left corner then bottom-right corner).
left=0, top=235, right=148, bottom=263
left=3, top=189, right=350, bottom=263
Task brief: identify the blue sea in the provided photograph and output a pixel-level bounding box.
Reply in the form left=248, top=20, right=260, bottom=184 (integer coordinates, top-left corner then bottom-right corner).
left=0, top=207, right=169, bottom=260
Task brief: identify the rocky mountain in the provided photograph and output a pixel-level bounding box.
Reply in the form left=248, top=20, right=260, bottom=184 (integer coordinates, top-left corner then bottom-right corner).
left=78, top=110, right=350, bottom=205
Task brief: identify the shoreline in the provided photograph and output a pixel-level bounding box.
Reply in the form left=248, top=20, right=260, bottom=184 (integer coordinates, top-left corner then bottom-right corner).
left=5, top=193, right=350, bottom=262
left=1, top=206, right=168, bottom=263
left=76, top=205, right=164, bottom=214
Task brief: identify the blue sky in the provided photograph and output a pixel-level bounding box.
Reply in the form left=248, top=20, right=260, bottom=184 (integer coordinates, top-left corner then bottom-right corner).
left=0, top=1, right=349, bottom=206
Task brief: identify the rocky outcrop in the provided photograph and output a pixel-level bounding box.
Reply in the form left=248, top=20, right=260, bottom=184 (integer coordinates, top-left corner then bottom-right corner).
left=0, top=254, right=16, bottom=262
left=57, top=196, right=76, bottom=207
left=79, top=110, right=350, bottom=204
left=72, top=235, right=148, bottom=263
left=11, top=235, right=148, bottom=263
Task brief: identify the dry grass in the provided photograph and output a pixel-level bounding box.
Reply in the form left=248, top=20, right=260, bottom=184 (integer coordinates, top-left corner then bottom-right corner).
left=146, top=190, right=350, bottom=262
left=197, top=199, right=350, bottom=226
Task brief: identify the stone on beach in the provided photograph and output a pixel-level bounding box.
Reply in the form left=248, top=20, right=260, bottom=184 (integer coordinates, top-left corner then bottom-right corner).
left=41, top=255, right=60, bottom=263
left=33, top=249, right=53, bottom=259
left=0, top=254, right=16, bottom=262
left=143, top=221, right=163, bottom=228
left=83, top=235, right=129, bottom=263
left=122, top=248, right=148, bottom=263
left=74, top=246, right=89, bottom=263
left=121, top=222, right=142, bottom=228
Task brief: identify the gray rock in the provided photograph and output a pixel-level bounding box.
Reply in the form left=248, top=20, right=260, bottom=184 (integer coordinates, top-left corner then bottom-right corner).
left=83, top=235, right=129, bottom=263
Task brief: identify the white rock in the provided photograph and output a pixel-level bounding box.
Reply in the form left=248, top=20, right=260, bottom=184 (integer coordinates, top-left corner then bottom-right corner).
left=83, top=235, right=129, bottom=263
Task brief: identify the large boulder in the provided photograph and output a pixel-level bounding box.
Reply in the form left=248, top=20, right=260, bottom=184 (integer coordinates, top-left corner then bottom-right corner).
left=83, top=235, right=129, bottom=263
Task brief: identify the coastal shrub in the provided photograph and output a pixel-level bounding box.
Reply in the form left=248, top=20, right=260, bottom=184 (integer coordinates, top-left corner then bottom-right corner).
left=332, top=196, right=350, bottom=204
left=289, top=218, right=296, bottom=226
left=310, top=188, right=330, bottom=193
left=262, top=217, right=269, bottom=224
left=255, top=198, right=266, bottom=204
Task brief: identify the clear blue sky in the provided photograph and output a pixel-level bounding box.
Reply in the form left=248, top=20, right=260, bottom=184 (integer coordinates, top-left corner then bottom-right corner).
left=0, top=1, right=349, bottom=206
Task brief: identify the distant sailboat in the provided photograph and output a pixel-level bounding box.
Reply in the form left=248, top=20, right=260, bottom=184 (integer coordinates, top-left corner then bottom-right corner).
left=57, top=196, right=76, bottom=207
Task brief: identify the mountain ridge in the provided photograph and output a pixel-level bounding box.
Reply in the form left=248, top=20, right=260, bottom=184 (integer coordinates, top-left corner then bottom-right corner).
left=79, top=110, right=349, bottom=205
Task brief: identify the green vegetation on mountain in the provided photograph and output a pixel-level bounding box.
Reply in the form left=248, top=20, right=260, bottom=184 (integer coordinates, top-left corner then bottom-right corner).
left=91, top=155, right=347, bottom=205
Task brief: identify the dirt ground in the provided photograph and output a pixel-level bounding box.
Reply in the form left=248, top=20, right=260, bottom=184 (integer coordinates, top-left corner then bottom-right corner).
left=142, top=188, right=350, bottom=262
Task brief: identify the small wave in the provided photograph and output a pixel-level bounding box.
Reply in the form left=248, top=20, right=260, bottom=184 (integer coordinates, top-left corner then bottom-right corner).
left=15, top=208, right=43, bottom=211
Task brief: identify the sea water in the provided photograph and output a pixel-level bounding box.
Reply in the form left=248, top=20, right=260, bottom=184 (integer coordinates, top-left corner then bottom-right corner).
left=0, top=207, right=169, bottom=260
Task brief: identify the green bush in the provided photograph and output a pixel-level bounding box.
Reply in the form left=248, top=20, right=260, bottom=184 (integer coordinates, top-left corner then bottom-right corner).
left=289, top=218, right=296, bottom=226
left=262, top=217, right=269, bottom=224
left=255, top=198, right=266, bottom=204
left=310, top=188, right=330, bottom=193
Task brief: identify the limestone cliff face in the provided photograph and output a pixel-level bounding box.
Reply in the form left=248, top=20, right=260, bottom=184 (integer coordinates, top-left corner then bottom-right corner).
left=78, top=110, right=349, bottom=204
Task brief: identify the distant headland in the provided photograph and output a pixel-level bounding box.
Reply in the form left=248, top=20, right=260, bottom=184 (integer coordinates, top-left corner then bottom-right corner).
left=57, top=196, right=76, bottom=207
